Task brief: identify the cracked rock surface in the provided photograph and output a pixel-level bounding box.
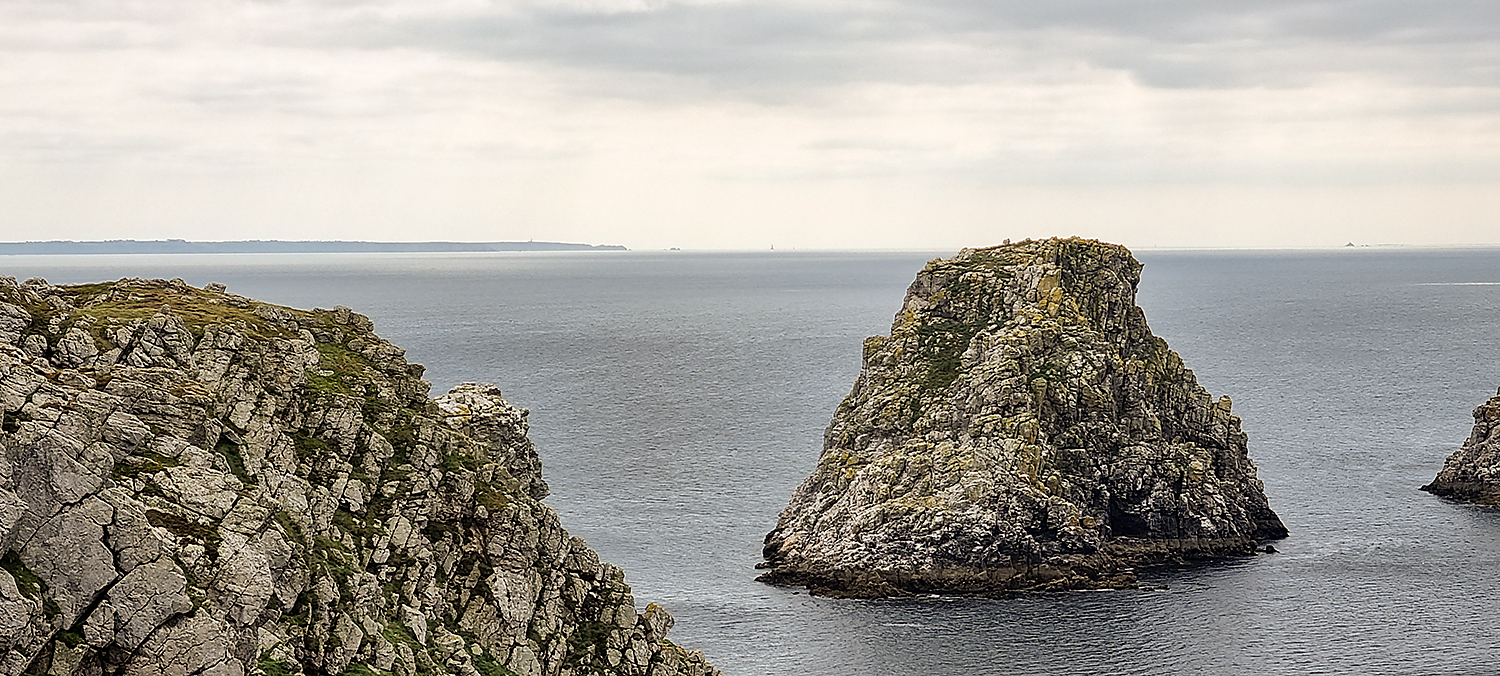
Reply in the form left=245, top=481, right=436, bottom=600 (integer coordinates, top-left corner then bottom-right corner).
left=0, top=276, right=717, bottom=676
left=759, top=238, right=1287, bottom=598
left=1422, top=389, right=1500, bottom=506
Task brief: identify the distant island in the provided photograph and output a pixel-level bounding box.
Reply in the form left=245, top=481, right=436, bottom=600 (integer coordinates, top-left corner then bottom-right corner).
left=0, top=239, right=627, bottom=254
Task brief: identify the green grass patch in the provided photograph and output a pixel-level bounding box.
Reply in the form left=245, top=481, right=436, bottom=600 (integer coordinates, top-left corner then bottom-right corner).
left=438, top=451, right=479, bottom=473
left=912, top=320, right=984, bottom=392
left=257, top=654, right=297, bottom=676
left=60, top=282, right=305, bottom=341
left=333, top=509, right=384, bottom=539
left=311, top=535, right=357, bottom=582
left=383, top=408, right=419, bottom=449
left=0, top=551, right=43, bottom=599
left=291, top=433, right=334, bottom=464
left=382, top=622, right=423, bottom=652
left=214, top=438, right=255, bottom=486
left=273, top=511, right=308, bottom=547
left=306, top=372, right=352, bottom=396
left=340, top=664, right=392, bottom=676
left=475, top=481, right=512, bottom=513
left=314, top=342, right=371, bottom=376
left=563, top=619, right=617, bottom=669
left=57, top=282, right=112, bottom=299
left=146, top=509, right=222, bottom=558
left=473, top=654, right=523, bottom=676
left=306, top=341, right=379, bottom=398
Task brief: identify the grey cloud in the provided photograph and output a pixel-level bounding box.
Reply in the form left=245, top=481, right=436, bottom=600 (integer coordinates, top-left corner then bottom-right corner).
left=352, top=4, right=898, bottom=87
left=725, top=149, right=1500, bottom=187
left=0, top=128, right=184, bottom=163
left=322, top=0, right=1500, bottom=91
left=8, top=0, right=1497, bottom=93
left=803, top=137, right=943, bottom=152
left=920, top=0, right=1500, bottom=44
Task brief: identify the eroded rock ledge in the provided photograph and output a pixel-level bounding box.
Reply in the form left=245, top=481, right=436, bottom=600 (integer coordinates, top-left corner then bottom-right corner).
left=0, top=276, right=717, bottom=676
left=759, top=238, right=1286, bottom=598
left=1422, top=389, right=1500, bottom=506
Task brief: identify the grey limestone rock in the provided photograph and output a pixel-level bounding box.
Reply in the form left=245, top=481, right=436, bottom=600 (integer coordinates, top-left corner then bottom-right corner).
left=1422, top=389, right=1500, bottom=505
left=0, top=278, right=717, bottom=676
left=760, top=238, right=1287, bottom=598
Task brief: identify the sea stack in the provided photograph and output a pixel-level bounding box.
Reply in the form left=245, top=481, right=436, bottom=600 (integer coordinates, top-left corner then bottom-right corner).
left=1422, top=389, right=1500, bottom=505
left=759, top=238, right=1286, bottom=598
left=0, top=277, right=717, bottom=676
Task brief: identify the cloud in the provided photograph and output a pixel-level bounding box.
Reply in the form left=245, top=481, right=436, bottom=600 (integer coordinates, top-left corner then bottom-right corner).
left=301, top=0, right=1500, bottom=93
left=1, top=0, right=1499, bottom=247
left=7, top=0, right=1499, bottom=99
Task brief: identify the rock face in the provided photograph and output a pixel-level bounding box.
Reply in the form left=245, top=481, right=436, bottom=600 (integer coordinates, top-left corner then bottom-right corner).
left=0, top=277, right=717, bottom=676
left=1422, top=389, right=1500, bottom=506
left=759, top=238, right=1286, bottom=598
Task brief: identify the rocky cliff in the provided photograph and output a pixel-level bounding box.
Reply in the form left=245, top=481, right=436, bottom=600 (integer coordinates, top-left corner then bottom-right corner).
left=1422, top=389, right=1500, bottom=506
left=0, top=276, right=717, bottom=676
left=759, top=238, right=1286, bottom=598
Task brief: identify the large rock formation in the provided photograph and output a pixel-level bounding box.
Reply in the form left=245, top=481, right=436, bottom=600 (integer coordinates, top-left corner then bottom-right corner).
left=1422, top=389, right=1500, bottom=506
left=0, top=276, right=717, bottom=676
left=759, top=238, right=1286, bottom=598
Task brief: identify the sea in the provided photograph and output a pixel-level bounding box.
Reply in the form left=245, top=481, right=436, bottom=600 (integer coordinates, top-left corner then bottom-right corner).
left=4, top=247, right=1498, bottom=675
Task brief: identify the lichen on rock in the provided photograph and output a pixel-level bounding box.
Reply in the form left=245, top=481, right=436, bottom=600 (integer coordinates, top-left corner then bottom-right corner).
left=1422, top=389, right=1500, bottom=506
left=759, top=238, right=1287, bottom=598
left=0, top=276, right=717, bottom=676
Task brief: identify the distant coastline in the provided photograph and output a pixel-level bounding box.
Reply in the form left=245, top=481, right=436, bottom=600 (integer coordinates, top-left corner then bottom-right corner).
left=0, top=239, right=628, bottom=254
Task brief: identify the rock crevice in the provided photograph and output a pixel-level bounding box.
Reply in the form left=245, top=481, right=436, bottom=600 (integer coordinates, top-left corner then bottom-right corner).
left=759, top=238, right=1286, bottom=598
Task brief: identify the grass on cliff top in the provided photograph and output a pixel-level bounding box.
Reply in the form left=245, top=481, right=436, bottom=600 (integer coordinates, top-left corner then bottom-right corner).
left=928, top=237, right=1130, bottom=277
left=54, top=282, right=308, bottom=341
left=957, top=247, right=1031, bottom=270
left=924, top=239, right=1043, bottom=274
left=17, top=280, right=381, bottom=345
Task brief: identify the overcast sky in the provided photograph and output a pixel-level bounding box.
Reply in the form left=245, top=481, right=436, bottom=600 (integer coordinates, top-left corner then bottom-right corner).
left=2, top=0, right=1498, bottom=249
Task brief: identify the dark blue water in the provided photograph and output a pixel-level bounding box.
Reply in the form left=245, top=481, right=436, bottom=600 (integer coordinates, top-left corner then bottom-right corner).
left=5, top=248, right=1499, bottom=674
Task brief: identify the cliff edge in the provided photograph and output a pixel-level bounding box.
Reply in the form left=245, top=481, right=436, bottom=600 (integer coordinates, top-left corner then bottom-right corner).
left=1422, top=389, right=1500, bottom=506
left=759, top=238, right=1286, bottom=598
left=0, top=276, right=717, bottom=676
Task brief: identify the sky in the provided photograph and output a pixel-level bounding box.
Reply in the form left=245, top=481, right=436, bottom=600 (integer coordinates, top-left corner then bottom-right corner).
left=2, top=0, right=1498, bottom=250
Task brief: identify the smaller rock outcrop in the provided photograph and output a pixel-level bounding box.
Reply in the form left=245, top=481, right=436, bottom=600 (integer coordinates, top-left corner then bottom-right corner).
left=759, top=238, right=1286, bottom=598
left=1422, top=389, right=1500, bottom=506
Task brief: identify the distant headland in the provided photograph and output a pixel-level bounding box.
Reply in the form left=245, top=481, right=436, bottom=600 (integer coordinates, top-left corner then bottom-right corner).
left=0, top=239, right=628, bottom=254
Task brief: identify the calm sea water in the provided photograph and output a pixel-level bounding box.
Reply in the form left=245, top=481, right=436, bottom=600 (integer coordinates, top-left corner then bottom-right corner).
left=5, top=248, right=1499, bottom=675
